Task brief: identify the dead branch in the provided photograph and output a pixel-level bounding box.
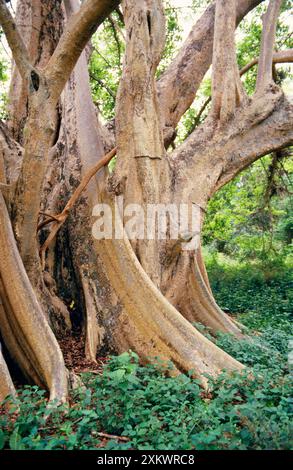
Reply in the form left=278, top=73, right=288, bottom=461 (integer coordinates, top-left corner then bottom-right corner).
left=96, top=432, right=129, bottom=442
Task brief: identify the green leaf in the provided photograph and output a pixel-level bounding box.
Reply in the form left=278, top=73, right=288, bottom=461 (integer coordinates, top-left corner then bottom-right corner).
left=0, top=429, right=5, bottom=450
left=109, top=369, right=126, bottom=381
left=9, top=430, right=25, bottom=450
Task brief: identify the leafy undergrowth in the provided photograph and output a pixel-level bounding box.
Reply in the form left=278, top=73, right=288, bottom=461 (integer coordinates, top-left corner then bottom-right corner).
left=206, top=254, right=292, bottom=332
left=1, top=323, right=292, bottom=450
left=1, top=262, right=292, bottom=450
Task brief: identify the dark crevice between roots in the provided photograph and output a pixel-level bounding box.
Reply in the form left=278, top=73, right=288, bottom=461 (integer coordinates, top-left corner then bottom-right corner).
left=54, top=226, right=85, bottom=332
left=0, top=331, right=30, bottom=388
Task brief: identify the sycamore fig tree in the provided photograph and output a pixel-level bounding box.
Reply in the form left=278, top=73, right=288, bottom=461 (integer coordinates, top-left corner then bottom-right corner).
left=0, top=0, right=292, bottom=403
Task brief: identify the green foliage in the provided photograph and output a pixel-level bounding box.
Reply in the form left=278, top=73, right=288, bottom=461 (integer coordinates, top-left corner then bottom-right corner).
left=205, top=252, right=292, bottom=332
left=89, top=2, right=183, bottom=120
left=203, top=154, right=293, bottom=263
left=0, top=31, right=8, bottom=119
left=89, top=10, right=124, bottom=121
left=1, top=279, right=292, bottom=451
left=1, top=256, right=292, bottom=450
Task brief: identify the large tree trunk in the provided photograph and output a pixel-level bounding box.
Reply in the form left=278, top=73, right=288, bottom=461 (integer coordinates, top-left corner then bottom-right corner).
left=110, top=0, right=242, bottom=337
left=46, top=0, right=243, bottom=380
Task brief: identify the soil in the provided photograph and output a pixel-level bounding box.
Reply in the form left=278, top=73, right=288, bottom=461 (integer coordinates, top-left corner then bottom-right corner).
left=58, top=331, right=109, bottom=375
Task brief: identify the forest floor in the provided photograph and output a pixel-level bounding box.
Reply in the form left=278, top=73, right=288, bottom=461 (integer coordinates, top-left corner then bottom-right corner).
left=59, top=333, right=108, bottom=375
left=0, top=257, right=292, bottom=450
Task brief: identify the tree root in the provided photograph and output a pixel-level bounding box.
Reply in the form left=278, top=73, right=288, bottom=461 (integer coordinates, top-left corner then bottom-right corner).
left=0, top=343, right=16, bottom=403
left=163, top=248, right=242, bottom=337
left=0, top=192, right=68, bottom=403
left=93, top=209, right=244, bottom=386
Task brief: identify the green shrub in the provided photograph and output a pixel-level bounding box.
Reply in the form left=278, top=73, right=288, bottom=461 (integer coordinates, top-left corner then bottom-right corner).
left=1, top=325, right=292, bottom=451
left=205, top=253, right=292, bottom=332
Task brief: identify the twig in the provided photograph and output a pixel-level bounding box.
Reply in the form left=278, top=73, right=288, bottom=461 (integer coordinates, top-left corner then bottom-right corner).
left=108, top=15, right=122, bottom=66
left=39, top=419, right=129, bottom=442
left=96, top=432, right=129, bottom=442
left=93, top=46, right=113, bottom=68
left=39, top=147, right=117, bottom=267
left=109, top=14, right=125, bottom=41
left=38, top=211, right=62, bottom=228
left=114, top=7, right=124, bottom=25
left=90, top=73, right=116, bottom=99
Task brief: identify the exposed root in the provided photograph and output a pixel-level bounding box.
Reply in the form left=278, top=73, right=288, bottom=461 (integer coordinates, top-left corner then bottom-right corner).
left=93, top=210, right=244, bottom=387
left=163, top=249, right=242, bottom=337
left=0, top=192, right=68, bottom=403
left=0, top=343, right=16, bottom=403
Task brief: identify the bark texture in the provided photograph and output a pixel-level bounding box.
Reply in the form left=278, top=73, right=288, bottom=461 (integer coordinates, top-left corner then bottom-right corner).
left=7, top=0, right=64, bottom=143
left=0, top=343, right=15, bottom=403
left=157, top=0, right=264, bottom=142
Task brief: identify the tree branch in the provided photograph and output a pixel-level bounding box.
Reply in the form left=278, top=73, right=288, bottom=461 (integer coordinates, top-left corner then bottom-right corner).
left=212, top=0, right=246, bottom=123
left=184, top=49, right=293, bottom=139
left=214, top=94, right=293, bottom=191
left=241, top=49, right=293, bottom=74
left=0, top=0, right=31, bottom=80
left=90, top=73, right=116, bottom=99
left=157, top=0, right=264, bottom=136
left=256, top=0, right=282, bottom=92
left=170, top=83, right=292, bottom=209
left=44, top=0, right=120, bottom=103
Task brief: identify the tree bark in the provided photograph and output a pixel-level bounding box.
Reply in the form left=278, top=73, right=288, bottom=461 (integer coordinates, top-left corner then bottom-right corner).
left=157, top=0, right=264, bottom=141
left=0, top=343, right=15, bottom=403
left=0, top=191, right=68, bottom=403
left=7, top=0, right=64, bottom=144
left=0, top=0, right=121, bottom=399
left=43, top=0, right=244, bottom=381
